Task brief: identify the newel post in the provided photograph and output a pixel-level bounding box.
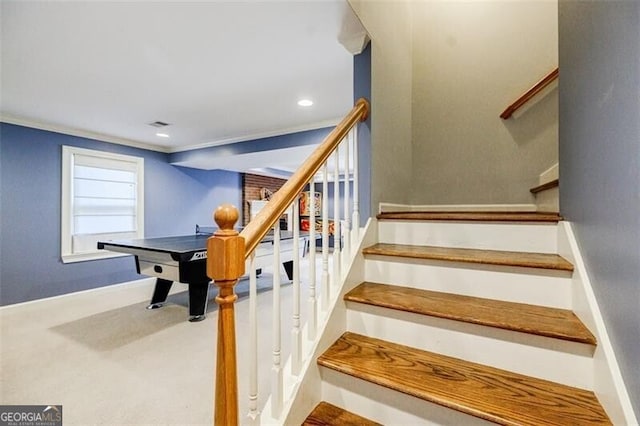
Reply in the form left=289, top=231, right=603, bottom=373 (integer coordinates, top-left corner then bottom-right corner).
left=207, top=204, right=245, bottom=426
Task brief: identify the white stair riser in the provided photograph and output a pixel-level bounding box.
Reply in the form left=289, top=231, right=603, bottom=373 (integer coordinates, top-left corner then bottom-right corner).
left=378, top=221, right=558, bottom=253
left=320, top=367, right=494, bottom=426
left=364, top=257, right=573, bottom=309
left=346, top=305, right=594, bottom=390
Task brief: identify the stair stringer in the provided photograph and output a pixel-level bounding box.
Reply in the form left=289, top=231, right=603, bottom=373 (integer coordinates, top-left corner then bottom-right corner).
left=280, top=219, right=377, bottom=425
left=558, top=222, right=639, bottom=425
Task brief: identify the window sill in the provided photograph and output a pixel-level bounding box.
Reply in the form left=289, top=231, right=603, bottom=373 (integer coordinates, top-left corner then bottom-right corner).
left=61, top=251, right=131, bottom=264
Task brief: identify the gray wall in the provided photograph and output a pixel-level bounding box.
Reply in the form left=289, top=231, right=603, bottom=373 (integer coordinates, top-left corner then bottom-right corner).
left=559, top=0, right=640, bottom=418
left=350, top=1, right=559, bottom=208
left=349, top=0, right=414, bottom=210
left=0, top=123, right=241, bottom=305
left=411, top=1, right=558, bottom=204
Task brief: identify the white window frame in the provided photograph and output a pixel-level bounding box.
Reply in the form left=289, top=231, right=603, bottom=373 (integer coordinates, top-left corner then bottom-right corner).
left=61, top=146, right=144, bottom=263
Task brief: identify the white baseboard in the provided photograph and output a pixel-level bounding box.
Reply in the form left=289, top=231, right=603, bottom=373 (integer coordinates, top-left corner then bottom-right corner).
left=378, top=203, right=538, bottom=213
left=557, top=222, right=638, bottom=425
left=0, top=277, right=156, bottom=311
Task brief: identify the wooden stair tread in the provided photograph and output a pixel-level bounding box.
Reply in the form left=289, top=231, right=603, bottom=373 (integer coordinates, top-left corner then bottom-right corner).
left=377, top=211, right=562, bottom=222
left=318, top=332, right=611, bottom=426
left=531, top=179, right=560, bottom=194
left=345, top=282, right=596, bottom=345
left=302, top=401, right=381, bottom=426
left=363, top=243, right=574, bottom=272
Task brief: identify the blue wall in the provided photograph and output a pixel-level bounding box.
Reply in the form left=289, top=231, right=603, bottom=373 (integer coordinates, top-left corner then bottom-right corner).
left=559, top=0, right=640, bottom=418
left=309, top=180, right=354, bottom=221
left=354, top=43, right=372, bottom=221
left=0, top=123, right=241, bottom=306
left=0, top=48, right=370, bottom=307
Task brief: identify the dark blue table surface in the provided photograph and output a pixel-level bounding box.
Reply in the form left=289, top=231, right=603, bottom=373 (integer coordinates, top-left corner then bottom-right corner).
left=100, top=230, right=300, bottom=256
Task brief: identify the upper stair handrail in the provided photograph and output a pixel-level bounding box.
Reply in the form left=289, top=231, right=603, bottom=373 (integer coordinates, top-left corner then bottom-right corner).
left=240, top=97, right=369, bottom=257
left=500, top=67, right=558, bottom=119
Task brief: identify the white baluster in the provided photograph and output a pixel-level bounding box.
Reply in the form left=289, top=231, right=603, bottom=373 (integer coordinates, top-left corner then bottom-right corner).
left=291, top=200, right=302, bottom=376
left=321, top=163, right=330, bottom=311
left=332, top=146, right=342, bottom=285
left=343, top=134, right=351, bottom=260
left=271, top=222, right=282, bottom=417
left=247, top=253, right=260, bottom=425
left=307, top=178, right=317, bottom=340
left=351, top=127, right=360, bottom=246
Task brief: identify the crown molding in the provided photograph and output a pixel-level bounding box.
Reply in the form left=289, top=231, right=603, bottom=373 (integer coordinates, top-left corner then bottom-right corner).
left=0, top=114, right=170, bottom=153
left=1, top=113, right=340, bottom=154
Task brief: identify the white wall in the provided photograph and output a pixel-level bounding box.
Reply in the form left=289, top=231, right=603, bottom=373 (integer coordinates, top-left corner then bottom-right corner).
left=349, top=0, right=414, bottom=212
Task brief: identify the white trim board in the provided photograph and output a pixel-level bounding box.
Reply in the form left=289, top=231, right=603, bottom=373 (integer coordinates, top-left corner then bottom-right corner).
left=0, top=277, right=156, bottom=311
left=540, top=163, right=559, bottom=185
left=378, top=203, right=538, bottom=213
left=558, top=222, right=638, bottom=425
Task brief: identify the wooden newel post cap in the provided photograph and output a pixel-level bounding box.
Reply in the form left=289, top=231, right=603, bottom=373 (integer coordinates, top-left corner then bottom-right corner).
left=207, top=204, right=245, bottom=281
left=214, top=204, right=239, bottom=236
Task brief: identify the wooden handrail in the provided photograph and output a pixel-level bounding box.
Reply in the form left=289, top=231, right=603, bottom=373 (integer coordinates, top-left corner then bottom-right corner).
left=239, top=97, right=369, bottom=257
left=207, top=98, right=369, bottom=425
left=500, top=67, right=558, bottom=119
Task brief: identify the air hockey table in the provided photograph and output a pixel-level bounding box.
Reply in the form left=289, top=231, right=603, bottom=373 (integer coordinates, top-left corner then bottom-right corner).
left=98, top=226, right=308, bottom=322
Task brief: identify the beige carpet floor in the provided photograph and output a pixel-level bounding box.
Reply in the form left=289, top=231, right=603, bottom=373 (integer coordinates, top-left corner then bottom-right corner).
left=0, top=261, right=322, bottom=425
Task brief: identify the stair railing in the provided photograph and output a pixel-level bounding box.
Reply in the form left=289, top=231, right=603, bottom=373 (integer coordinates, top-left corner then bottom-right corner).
left=500, top=67, right=558, bottom=119
left=207, top=98, right=369, bottom=425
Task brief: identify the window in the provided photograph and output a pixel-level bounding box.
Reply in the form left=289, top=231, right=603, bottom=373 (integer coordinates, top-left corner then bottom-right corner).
left=61, top=146, right=144, bottom=263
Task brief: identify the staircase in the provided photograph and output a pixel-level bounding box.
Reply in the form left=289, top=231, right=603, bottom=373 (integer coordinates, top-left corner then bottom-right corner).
left=531, top=164, right=559, bottom=212
left=301, top=211, right=612, bottom=425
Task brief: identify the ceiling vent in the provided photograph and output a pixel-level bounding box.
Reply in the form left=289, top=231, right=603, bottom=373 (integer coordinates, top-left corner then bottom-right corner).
left=148, top=121, right=170, bottom=128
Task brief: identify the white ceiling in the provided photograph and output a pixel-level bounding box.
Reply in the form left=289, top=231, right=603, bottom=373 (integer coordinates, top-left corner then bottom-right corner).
left=1, top=0, right=364, bottom=172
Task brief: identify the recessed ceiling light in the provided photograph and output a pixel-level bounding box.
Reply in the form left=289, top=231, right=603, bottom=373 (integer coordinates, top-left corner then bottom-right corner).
left=297, top=99, right=313, bottom=107
left=156, top=132, right=170, bottom=138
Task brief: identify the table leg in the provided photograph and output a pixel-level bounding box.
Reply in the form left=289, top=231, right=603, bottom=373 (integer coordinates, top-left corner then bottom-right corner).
left=188, top=282, right=211, bottom=322
left=283, top=260, right=294, bottom=281
left=147, top=278, right=173, bottom=309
